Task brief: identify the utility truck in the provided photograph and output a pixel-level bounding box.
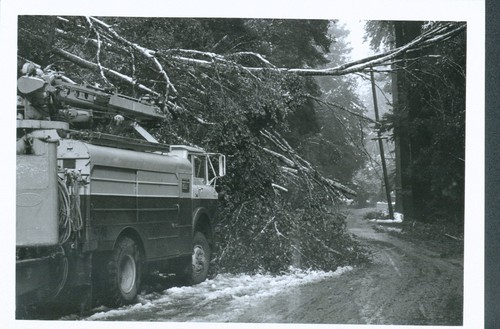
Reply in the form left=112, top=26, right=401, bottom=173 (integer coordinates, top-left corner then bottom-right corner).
left=15, top=63, right=226, bottom=312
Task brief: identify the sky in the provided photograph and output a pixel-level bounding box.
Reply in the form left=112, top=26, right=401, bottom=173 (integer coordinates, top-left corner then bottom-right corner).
left=336, top=19, right=380, bottom=116
left=338, top=19, right=374, bottom=62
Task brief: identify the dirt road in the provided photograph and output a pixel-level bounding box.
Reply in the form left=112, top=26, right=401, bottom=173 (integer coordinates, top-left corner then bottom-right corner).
left=233, top=207, right=464, bottom=325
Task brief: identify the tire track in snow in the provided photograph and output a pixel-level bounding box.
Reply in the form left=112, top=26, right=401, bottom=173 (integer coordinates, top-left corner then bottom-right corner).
left=382, top=250, right=402, bottom=277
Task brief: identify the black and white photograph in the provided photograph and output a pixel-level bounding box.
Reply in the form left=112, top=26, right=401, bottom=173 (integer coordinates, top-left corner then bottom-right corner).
left=1, top=0, right=485, bottom=328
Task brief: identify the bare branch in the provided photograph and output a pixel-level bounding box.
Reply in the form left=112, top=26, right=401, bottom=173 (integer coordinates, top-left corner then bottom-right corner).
left=85, top=16, right=113, bottom=87
left=271, top=184, right=289, bottom=192
left=52, top=47, right=159, bottom=95
left=261, top=147, right=296, bottom=167
left=305, top=95, right=376, bottom=124
left=88, top=16, right=177, bottom=97
left=260, top=129, right=356, bottom=198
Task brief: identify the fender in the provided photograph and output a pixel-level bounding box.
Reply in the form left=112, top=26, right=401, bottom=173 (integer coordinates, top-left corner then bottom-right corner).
left=111, top=226, right=145, bottom=255
left=191, top=206, right=215, bottom=252
left=192, top=206, right=212, bottom=231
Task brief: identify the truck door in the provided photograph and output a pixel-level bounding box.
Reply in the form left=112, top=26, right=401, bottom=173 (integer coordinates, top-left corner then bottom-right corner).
left=191, top=155, right=218, bottom=200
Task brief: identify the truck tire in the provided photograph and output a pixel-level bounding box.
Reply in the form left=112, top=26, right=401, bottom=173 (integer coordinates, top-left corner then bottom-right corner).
left=106, top=237, right=142, bottom=306
left=189, top=232, right=211, bottom=285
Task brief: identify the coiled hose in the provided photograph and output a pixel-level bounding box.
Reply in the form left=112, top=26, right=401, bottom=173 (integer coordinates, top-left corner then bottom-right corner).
left=57, top=173, right=83, bottom=244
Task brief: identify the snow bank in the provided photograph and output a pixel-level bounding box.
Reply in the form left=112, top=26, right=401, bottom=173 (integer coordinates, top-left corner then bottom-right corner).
left=84, top=266, right=352, bottom=321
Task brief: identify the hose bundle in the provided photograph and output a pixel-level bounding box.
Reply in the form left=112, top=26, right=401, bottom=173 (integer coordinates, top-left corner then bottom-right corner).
left=57, top=171, right=84, bottom=244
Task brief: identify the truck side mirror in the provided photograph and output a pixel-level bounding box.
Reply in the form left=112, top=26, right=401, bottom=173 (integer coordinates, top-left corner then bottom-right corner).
left=218, top=154, right=226, bottom=177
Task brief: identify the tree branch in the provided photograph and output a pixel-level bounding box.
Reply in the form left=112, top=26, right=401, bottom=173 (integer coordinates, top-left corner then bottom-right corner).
left=88, top=16, right=177, bottom=97
left=305, top=95, right=376, bottom=124
left=260, top=129, right=356, bottom=198
left=85, top=16, right=112, bottom=87
left=52, top=47, right=159, bottom=95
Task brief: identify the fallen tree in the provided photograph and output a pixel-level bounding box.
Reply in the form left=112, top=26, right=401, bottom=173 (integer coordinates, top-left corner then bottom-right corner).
left=17, top=16, right=465, bottom=273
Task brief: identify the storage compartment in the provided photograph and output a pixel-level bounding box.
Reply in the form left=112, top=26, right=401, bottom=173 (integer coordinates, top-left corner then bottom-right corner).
left=16, top=139, right=58, bottom=246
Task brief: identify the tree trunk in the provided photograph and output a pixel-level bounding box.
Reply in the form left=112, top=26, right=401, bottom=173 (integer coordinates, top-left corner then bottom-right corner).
left=393, top=21, right=424, bottom=220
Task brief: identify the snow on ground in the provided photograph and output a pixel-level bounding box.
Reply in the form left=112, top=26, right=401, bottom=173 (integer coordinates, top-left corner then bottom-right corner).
left=374, top=225, right=403, bottom=233
left=368, top=212, right=404, bottom=223
left=83, top=266, right=352, bottom=322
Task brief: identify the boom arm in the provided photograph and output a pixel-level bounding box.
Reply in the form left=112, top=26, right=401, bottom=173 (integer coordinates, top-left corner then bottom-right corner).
left=17, top=64, right=167, bottom=127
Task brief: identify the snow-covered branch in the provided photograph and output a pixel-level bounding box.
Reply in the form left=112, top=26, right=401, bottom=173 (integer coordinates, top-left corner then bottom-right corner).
left=227, top=51, right=276, bottom=68
left=53, top=18, right=464, bottom=87
left=262, top=147, right=296, bottom=168
left=271, top=183, right=289, bottom=192
left=52, top=48, right=159, bottom=96
left=88, top=16, right=177, bottom=97
left=85, top=17, right=112, bottom=87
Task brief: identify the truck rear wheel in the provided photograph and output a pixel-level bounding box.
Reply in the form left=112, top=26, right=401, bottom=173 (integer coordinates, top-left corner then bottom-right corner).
left=106, top=237, right=142, bottom=306
left=190, top=232, right=211, bottom=284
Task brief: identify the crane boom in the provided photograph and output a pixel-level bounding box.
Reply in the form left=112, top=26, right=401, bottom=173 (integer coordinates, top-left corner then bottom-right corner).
left=17, top=64, right=166, bottom=127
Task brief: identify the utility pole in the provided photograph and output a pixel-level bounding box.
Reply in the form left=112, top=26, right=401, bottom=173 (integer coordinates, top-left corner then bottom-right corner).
left=370, top=68, right=394, bottom=219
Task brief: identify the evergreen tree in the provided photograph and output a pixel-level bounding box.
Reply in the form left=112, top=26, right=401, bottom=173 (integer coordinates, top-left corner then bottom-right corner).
left=365, top=21, right=466, bottom=222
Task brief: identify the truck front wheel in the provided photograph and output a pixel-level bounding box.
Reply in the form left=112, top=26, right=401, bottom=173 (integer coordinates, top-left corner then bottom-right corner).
left=190, top=232, right=211, bottom=284
left=106, top=237, right=142, bottom=306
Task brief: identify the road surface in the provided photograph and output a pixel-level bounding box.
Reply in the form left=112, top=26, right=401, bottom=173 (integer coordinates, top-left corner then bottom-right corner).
left=233, top=208, right=464, bottom=325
